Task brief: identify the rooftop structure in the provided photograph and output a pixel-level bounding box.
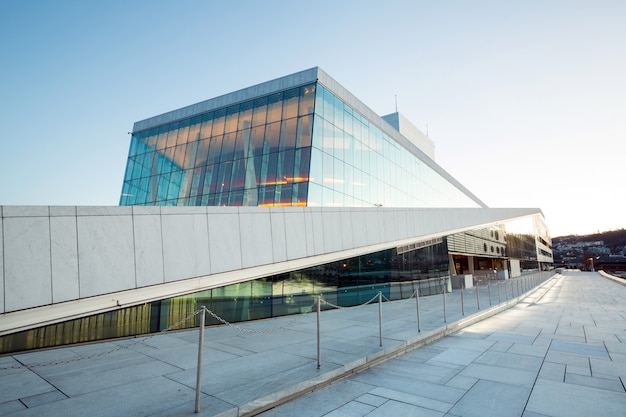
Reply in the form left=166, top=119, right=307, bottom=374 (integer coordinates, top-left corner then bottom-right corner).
left=0, top=68, right=553, bottom=354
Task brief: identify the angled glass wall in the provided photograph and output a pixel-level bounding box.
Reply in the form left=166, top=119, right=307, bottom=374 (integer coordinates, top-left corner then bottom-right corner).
left=308, top=84, right=482, bottom=208
left=121, top=84, right=316, bottom=207
left=120, top=81, right=483, bottom=209
left=0, top=241, right=449, bottom=354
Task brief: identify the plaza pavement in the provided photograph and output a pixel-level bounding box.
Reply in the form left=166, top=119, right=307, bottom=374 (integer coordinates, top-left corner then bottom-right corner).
left=0, top=271, right=624, bottom=416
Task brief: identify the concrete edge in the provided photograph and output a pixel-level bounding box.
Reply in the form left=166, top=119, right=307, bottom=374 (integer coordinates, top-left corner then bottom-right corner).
left=598, top=270, right=626, bottom=287
left=230, top=274, right=559, bottom=417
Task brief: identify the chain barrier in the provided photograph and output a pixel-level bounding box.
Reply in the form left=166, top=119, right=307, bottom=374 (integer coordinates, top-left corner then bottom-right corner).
left=2, top=271, right=554, bottom=371
left=320, top=292, right=381, bottom=310
left=203, top=301, right=315, bottom=334
left=381, top=289, right=417, bottom=303
left=0, top=308, right=205, bottom=371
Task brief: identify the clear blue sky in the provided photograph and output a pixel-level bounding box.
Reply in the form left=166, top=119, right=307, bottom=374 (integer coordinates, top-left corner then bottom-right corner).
left=1, top=0, right=624, bottom=237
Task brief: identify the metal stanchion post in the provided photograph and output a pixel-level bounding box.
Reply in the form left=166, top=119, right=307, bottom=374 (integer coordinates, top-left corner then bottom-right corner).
left=195, top=307, right=206, bottom=414
left=498, top=281, right=501, bottom=303
left=317, top=296, right=321, bottom=369
left=488, top=280, right=492, bottom=305
left=415, top=287, right=421, bottom=332
left=476, top=281, right=480, bottom=310
left=461, top=284, right=465, bottom=316
left=443, top=286, right=447, bottom=323
left=378, top=291, right=383, bottom=347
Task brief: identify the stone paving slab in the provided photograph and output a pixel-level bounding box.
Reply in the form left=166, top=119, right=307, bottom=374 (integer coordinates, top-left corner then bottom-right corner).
left=3, top=271, right=626, bottom=416
left=259, top=272, right=626, bottom=417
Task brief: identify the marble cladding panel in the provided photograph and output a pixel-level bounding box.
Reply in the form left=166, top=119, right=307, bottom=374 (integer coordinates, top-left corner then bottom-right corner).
left=395, top=210, right=410, bottom=240
left=339, top=210, right=354, bottom=249
left=49, top=206, right=77, bottom=216
left=350, top=210, right=369, bottom=248
left=284, top=210, right=307, bottom=260
left=382, top=209, right=398, bottom=243
left=378, top=210, right=390, bottom=243
left=77, top=206, right=133, bottom=216
left=303, top=210, right=316, bottom=257
left=367, top=211, right=383, bottom=246
left=322, top=211, right=343, bottom=253
left=269, top=211, right=288, bottom=264
left=161, top=214, right=210, bottom=282
left=3, top=217, right=52, bottom=311
left=310, top=210, right=325, bottom=256
left=133, top=214, right=164, bottom=286
left=50, top=216, right=79, bottom=303
left=77, top=215, right=136, bottom=298
left=240, top=212, right=274, bottom=269
left=2, top=206, right=49, bottom=217
left=208, top=212, right=243, bottom=274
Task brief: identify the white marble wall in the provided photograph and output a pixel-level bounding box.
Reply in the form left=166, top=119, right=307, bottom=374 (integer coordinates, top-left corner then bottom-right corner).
left=0, top=205, right=542, bottom=319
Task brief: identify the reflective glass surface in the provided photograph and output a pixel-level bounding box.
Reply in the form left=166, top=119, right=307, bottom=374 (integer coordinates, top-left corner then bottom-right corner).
left=120, top=82, right=480, bottom=208
left=0, top=242, right=449, bottom=354
left=308, top=84, right=481, bottom=208
left=121, top=84, right=316, bottom=207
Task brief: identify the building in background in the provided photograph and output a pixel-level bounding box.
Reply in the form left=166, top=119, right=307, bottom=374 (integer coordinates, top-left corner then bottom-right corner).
left=0, top=68, right=553, bottom=353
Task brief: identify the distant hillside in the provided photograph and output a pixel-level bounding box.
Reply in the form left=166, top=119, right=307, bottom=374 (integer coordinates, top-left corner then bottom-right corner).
left=554, top=229, right=626, bottom=252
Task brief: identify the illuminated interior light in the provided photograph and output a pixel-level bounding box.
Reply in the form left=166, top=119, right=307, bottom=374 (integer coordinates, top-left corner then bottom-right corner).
left=323, top=178, right=344, bottom=184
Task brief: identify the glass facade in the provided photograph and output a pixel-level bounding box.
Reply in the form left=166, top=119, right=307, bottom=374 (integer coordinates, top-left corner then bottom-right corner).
left=0, top=242, right=449, bottom=354
left=121, top=84, right=315, bottom=207
left=0, top=70, right=553, bottom=354
left=120, top=82, right=481, bottom=209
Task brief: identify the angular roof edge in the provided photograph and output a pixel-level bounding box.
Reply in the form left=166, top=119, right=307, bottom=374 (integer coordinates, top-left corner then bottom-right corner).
left=130, top=67, right=488, bottom=208
left=132, top=67, right=320, bottom=132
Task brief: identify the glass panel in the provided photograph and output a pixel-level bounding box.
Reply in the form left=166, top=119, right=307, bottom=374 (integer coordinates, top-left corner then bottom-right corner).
left=194, top=138, right=210, bottom=167
left=199, top=112, right=214, bottom=139
left=143, top=131, right=157, bottom=152
left=280, top=118, right=297, bottom=151
left=322, top=86, right=334, bottom=124
left=250, top=125, right=265, bottom=157
left=294, top=146, right=311, bottom=183
left=265, top=121, right=281, bottom=153
left=230, top=158, right=246, bottom=189
left=251, top=96, right=268, bottom=127
left=238, top=100, right=253, bottom=130
left=282, top=88, right=299, bottom=120
left=333, top=157, right=344, bottom=194
left=299, top=84, right=315, bottom=116
left=211, top=108, right=226, bottom=136
left=220, top=132, right=236, bottom=163
left=234, top=129, right=247, bottom=160
left=216, top=160, right=233, bottom=193
left=155, top=125, right=168, bottom=150
left=297, top=114, right=312, bottom=148
left=224, top=105, right=239, bottom=134
left=307, top=182, right=321, bottom=206
left=281, top=149, right=295, bottom=184
left=314, top=85, right=324, bottom=119
left=333, top=94, right=344, bottom=130
left=207, top=135, right=223, bottom=165
left=267, top=92, right=283, bottom=124
left=176, top=119, right=190, bottom=145
left=264, top=152, right=279, bottom=185
left=165, top=122, right=179, bottom=148
left=296, top=182, right=308, bottom=205
left=188, top=116, right=202, bottom=142
left=311, top=114, right=324, bottom=149
left=322, top=152, right=333, bottom=187
left=309, top=147, right=323, bottom=184
left=184, top=141, right=199, bottom=169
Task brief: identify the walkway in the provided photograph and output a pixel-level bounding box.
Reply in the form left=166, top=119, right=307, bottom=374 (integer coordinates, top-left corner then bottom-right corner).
left=260, top=271, right=626, bottom=417
left=0, top=272, right=624, bottom=416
